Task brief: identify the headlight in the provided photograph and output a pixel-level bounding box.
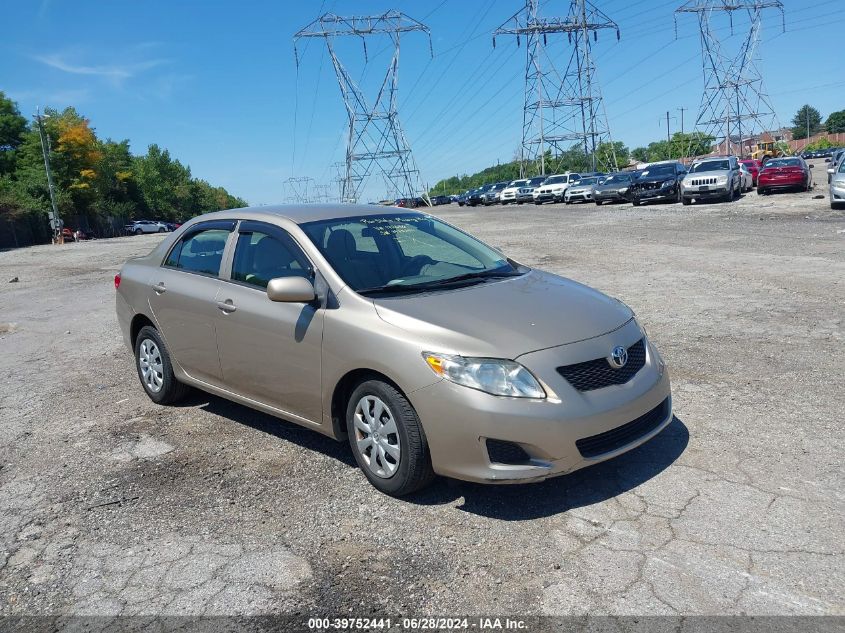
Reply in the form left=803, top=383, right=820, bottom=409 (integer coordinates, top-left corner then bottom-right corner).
left=662, top=179, right=675, bottom=188
left=715, top=175, right=728, bottom=184
left=422, top=352, right=546, bottom=398
left=618, top=187, right=628, bottom=193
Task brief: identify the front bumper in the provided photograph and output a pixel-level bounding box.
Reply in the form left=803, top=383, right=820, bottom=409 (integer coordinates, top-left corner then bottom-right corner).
left=682, top=185, right=729, bottom=199
left=408, top=322, right=673, bottom=483
left=830, top=183, right=845, bottom=201
left=631, top=185, right=676, bottom=202
left=593, top=189, right=628, bottom=202
left=534, top=190, right=563, bottom=202
left=566, top=190, right=593, bottom=202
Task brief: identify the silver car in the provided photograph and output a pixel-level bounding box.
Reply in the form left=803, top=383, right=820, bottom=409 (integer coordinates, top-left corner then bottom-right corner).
left=680, top=156, right=742, bottom=205
left=830, top=158, right=845, bottom=209
left=116, top=206, right=672, bottom=496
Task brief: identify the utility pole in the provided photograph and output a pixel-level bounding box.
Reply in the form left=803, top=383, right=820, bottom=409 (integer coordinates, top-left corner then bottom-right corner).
left=666, top=111, right=672, bottom=143
left=33, top=108, right=61, bottom=244
left=675, top=0, right=784, bottom=159
left=806, top=107, right=810, bottom=142
left=678, top=107, right=687, bottom=135
left=494, top=0, right=621, bottom=175
left=294, top=11, right=432, bottom=205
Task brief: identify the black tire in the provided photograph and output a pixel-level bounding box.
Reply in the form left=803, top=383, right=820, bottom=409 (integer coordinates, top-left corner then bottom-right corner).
left=534, top=201, right=542, bottom=205
left=134, top=228, right=143, bottom=235
left=346, top=379, right=435, bottom=496
left=676, top=187, right=683, bottom=203
left=158, top=227, right=166, bottom=233
left=134, top=325, right=190, bottom=405
left=632, top=199, right=641, bottom=207
left=595, top=200, right=602, bottom=206
left=682, top=197, right=691, bottom=206
left=757, top=188, right=765, bottom=195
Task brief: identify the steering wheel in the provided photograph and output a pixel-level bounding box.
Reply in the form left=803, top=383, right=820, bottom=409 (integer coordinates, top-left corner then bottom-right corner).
left=400, top=255, right=435, bottom=277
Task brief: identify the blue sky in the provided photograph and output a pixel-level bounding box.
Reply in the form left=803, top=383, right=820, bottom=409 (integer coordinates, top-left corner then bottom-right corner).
left=1, top=0, right=841, bottom=204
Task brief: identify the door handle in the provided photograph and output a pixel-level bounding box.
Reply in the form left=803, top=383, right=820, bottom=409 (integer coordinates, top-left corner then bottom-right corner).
left=217, top=300, right=237, bottom=314
left=152, top=282, right=166, bottom=294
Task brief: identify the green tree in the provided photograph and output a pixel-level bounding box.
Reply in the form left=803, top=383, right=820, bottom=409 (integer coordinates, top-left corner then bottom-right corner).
left=0, top=92, right=28, bottom=176
left=791, top=105, right=823, bottom=140
left=825, top=109, right=845, bottom=134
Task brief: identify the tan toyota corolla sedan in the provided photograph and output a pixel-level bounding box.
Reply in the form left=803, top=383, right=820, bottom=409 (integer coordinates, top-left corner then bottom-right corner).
left=116, top=205, right=672, bottom=496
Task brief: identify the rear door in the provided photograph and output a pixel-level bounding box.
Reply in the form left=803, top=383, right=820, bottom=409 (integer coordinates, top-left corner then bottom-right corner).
left=214, top=221, right=324, bottom=423
left=147, top=220, right=236, bottom=384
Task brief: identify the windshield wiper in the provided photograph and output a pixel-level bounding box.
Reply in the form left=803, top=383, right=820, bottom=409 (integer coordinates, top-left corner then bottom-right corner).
left=357, top=269, right=524, bottom=296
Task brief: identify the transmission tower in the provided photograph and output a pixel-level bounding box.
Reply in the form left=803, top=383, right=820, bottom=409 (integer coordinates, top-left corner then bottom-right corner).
left=494, top=0, right=620, bottom=176
left=675, top=0, right=785, bottom=158
left=284, top=176, right=315, bottom=203
left=294, top=12, right=432, bottom=204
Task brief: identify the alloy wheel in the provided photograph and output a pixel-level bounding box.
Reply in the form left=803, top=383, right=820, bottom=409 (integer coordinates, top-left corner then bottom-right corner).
left=138, top=338, right=164, bottom=393
left=353, top=395, right=401, bottom=478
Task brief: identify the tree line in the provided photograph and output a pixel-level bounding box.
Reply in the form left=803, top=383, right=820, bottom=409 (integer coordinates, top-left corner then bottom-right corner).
left=0, top=91, right=247, bottom=247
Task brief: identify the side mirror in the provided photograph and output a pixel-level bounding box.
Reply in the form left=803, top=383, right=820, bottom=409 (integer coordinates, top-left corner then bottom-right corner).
left=266, top=277, right=316, bottom=303
left=825, top=158, right=832, bottom=163
left=808, top=164, right=815, bottom=169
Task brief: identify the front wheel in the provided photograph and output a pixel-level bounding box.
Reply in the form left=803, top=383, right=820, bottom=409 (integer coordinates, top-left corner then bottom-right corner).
left=346, top=380, right=434, bottom=496
left=632, top=199, right=641, bottom=207
left=134, top=326, right=190, bottom=405
left=134, top=228, right=143, bottom=235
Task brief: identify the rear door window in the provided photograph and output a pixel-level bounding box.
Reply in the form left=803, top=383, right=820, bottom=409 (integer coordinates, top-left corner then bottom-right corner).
left=164, top=228, right=231, bottom=276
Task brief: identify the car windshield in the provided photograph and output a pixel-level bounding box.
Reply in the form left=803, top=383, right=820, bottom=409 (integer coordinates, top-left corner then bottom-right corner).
left=528, top=177, right=545, bottom=185
left=602, top=174, right=631, bottom=184
left=576, top=177, right=599, bottom=186
left=639, top=165, right=675, bottom=178
left=765, top=158, right=802, bottom=168
left=544, top=176, right=566, bottom=184
left=690, top=160, right=729, bottom=173
left=510, top=180, right=528, bottom=187
left=301, top=213, right=523, bottom=294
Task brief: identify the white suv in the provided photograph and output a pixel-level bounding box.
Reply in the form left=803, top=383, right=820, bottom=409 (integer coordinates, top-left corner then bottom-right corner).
left=533, top=173, right=582, bottom=204
left=125, top=220, right=168, bottom=235
left=500, top=179, right=528, bottom=205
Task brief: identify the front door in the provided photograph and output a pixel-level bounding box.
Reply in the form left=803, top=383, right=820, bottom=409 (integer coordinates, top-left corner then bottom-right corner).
left=214, top=221, right=324, bottom=424
left=147, top=222, right=235, bottom=385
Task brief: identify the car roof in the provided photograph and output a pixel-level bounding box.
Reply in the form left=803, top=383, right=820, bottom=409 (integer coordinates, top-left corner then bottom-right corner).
left=183, top=203, right=419, bottom=226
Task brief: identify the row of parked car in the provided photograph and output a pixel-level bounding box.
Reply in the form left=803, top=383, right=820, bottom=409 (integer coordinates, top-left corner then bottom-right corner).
left=451, top=154, right=821, bottom=208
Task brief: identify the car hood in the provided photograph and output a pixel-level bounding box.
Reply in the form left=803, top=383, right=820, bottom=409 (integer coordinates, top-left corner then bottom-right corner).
left=685, top=171, right=728, bottom=178
left=372, top=270, right=633, bottom=359
left=635, top=174, right=675, bottom=184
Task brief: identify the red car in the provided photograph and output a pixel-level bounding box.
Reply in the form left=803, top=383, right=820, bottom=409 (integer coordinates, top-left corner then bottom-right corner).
left=757, top=157, right=813, bottom=195
left=739, top=159, right=761, bottom=186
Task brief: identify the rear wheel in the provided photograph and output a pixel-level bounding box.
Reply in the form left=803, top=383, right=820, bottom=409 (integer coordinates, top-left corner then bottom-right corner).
left=682, top=197, right=691, bottom=206
left=134, top=326, right=190, bottom=405
left=346, top=380, right=435, bottom=496
left=134, top=228, right=143, bottom=235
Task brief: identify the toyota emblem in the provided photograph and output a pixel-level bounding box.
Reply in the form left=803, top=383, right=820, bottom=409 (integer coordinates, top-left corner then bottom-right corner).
left=609, top=345, right=628, bottom=369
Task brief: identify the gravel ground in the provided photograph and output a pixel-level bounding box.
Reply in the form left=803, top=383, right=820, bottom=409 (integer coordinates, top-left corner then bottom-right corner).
left=0, top=166, right=843, bottom=622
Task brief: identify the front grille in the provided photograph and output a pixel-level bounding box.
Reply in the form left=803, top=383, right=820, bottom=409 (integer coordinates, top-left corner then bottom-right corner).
left=486, top=439, right=531, bottom=465
left=576, top=398, right=670, bottom=458
left=690, top=177, right=717, bottom=186
left=556, top=339, right=646, bottom=392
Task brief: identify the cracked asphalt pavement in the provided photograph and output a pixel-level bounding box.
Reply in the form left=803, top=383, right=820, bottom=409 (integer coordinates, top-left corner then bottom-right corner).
left=0, top=167, right=843, bottom=620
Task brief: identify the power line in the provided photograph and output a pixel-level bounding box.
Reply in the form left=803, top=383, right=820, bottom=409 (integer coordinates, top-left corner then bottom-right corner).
left=294, top=11, right=433, bottom=203
left=494, top=0, right=622, bottom=175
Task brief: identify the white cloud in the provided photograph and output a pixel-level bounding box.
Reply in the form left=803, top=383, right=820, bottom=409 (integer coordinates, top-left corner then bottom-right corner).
left=34, top=53, right=168, bottom=82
